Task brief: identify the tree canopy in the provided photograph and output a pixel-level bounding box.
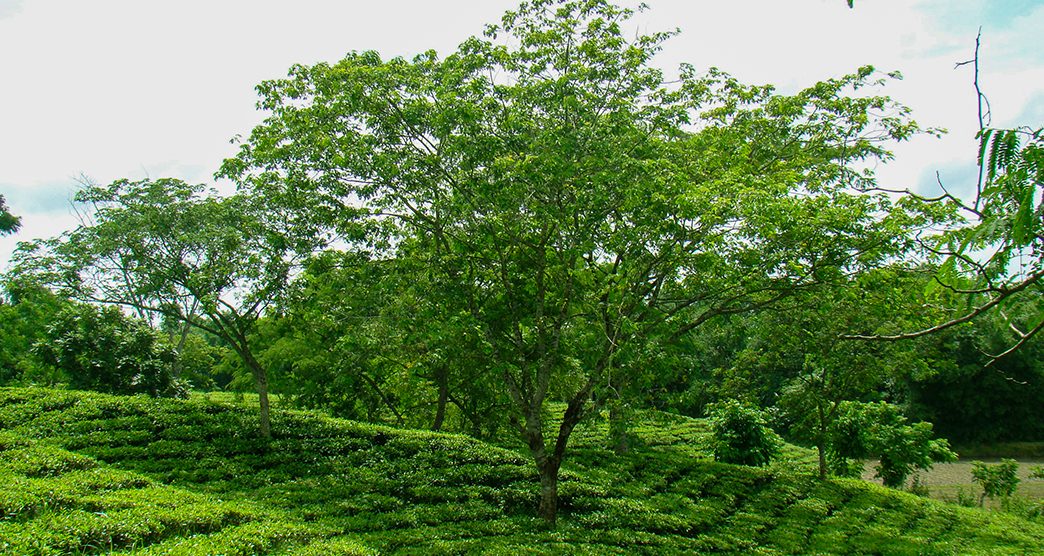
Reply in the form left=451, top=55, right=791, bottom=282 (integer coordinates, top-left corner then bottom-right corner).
left=13, top=178, right=311, bottom=439
left=219, top=0, right=942, bottom=522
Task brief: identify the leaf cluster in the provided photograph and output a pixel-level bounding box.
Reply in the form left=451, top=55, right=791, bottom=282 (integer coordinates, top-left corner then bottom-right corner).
left=706, top=399, right=780, bottom=467
left=32, top=304, right=186, bottom=398
left=828, top=401, right=956, bottom=488
left=971, top=459, right=1020, bottom=501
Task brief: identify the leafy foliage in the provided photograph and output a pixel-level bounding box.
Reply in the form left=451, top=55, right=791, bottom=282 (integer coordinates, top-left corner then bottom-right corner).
left=904, top=305, right=1044, bottom=444
left=972, top=127, right=1043, bottom=265
left=723, top=269, right=948, bottom=478
left=0, top=194, right=19, bottom=236
left=829, top=401, right=957, bottom=488
left=707, top=399, right=780, bottom=467
left=0, top=278, right=71, bottom=385
left=972, top=459, right=1021, bottom=503
left=33, top=304, right=185, bottom=398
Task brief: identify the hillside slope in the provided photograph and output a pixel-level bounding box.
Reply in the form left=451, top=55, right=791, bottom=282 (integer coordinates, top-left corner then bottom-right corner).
left=1, top=387, right=1042, bottom=555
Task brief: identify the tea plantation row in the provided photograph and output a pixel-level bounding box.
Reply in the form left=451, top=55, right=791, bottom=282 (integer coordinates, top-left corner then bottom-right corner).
left=1, top=387, right=1042, bottom=554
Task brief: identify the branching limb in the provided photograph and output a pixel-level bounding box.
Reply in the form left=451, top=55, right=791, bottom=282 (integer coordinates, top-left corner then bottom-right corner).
left=842, top=269, right=1044, bottom=341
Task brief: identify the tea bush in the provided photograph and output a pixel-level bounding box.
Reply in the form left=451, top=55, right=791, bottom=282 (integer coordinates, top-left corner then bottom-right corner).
left=0, top=387, right=1042, bottom=554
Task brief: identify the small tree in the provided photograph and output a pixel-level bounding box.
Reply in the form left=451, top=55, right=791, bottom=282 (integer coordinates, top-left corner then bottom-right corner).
left=34, top=304, right=185, bottom=398
left=708, top=400, right=780, bottom=467
left=754, top=269, right=948, bottom=479
left=829, top=401, right=956, bottom=488
left=15, top=178, right=312, bottom=439
left=971, top=459, right=1020, bottom=506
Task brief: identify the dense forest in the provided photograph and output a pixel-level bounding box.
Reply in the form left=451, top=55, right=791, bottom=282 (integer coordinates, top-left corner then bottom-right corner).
left=1, top=0, right=1042, bottom=552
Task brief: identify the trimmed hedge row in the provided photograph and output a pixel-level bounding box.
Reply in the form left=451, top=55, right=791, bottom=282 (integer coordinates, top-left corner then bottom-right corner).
left=1, top=387, right=1043, bottom=554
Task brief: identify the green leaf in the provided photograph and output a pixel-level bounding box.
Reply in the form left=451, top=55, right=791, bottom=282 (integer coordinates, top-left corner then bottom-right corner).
left=976, top=128, right=993, bottom=167
left=1010, top=183, right=1037, bottom=246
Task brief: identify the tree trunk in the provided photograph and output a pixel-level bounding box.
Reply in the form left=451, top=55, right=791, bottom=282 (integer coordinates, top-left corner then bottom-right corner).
left=170, top=299, right=199, bottom=379
left=537, top=459, right=561, bottom=524
left=608, top=397, right=630, bottom=454
left=817, top=443, right=827, bottom=479
left=432, top=367, right=449, bottom=431
left=240, top=347, right=272, bottom=440
left=170, top=320, right=193, bottom=379
left=520, top=406, right=563, bottom=526
left=253, top=364, right=272, bottom=440
left=358, top=371, right=405, bottom=426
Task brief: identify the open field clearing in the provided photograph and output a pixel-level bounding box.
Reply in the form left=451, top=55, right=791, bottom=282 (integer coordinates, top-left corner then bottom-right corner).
left=865, top=459, right=1044, bottom=508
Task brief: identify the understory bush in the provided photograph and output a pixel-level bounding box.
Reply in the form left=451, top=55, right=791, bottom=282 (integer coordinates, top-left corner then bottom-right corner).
left=707, top=399, right=780, bottom=467
left=972, top=459, right=1020, bottom=505
left=33, top=305, right=186, bottom=398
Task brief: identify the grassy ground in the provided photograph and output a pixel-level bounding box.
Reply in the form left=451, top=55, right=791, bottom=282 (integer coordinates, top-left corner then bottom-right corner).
left=1, top=387, right=1043, bottom=554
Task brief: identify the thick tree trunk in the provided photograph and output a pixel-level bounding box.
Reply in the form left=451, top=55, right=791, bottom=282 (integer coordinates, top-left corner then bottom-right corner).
left=537, top=460, right=561, bottom=524
left=521, top=406, right=563, bottom=526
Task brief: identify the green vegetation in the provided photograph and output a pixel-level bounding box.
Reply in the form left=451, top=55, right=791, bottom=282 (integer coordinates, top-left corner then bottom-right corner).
left=972, top=460, right=1021, bottom=505
left=707, top=400, right=780, bottom=467
left=34, top=304, right=185, bottom=399
left=1, top=387, right=1042, bottom=554
left=829, top=401, right=956, bottom=488
left=0, top=0, right=1041, bottom=551
left=0, top=195, right=18, bottom=236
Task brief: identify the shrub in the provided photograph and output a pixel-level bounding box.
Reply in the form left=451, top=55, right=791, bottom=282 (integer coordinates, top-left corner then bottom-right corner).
left=33, top=305, right=186, bottom=398
left=828, top=401, right=955, bottom=488
left=971, top=459, right=1020, bottom=505
left=707, top=400, right=780, bottom=467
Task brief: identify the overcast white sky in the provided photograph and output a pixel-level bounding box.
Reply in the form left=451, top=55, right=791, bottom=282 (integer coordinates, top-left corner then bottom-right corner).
left=1, top=0, right=1042, bottom=269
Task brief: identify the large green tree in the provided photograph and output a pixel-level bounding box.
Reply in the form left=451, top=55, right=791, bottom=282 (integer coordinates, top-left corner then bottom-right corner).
left=221, top=0, right=936, bottom=522
left=15, top=178, right=308, bottom=439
